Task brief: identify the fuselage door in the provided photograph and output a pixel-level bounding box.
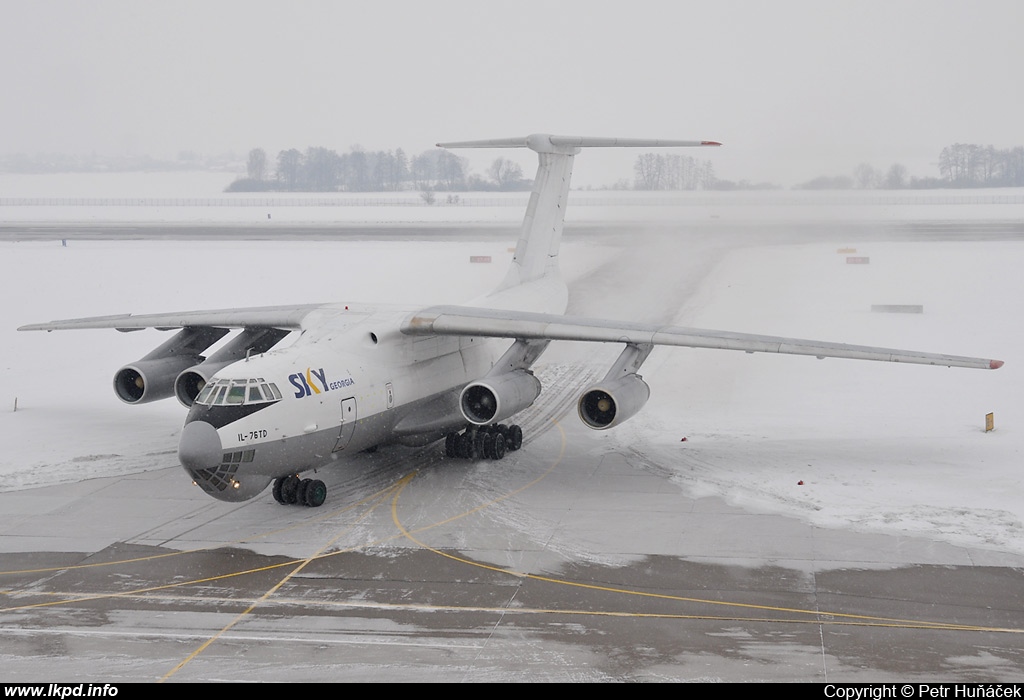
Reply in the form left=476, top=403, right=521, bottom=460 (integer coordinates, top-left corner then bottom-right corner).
left=333, top=397, right=357, bottom=452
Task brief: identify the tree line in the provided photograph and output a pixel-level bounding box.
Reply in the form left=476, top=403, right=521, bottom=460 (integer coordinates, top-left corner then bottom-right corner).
left=229, top=146, right=531, bottom=193
left=231, top=146, right=743, bottom=193
left=797, top=143, right=1024, bottom=190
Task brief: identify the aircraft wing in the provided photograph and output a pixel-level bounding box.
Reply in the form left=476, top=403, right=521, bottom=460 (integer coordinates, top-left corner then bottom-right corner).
left=17, top=304, right=326, bottom=332
left=402, top=305, right=1003, bottom=370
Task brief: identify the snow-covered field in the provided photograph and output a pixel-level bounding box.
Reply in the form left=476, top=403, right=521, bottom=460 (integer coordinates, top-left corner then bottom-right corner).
left=1, top=232, right=1020, bottom=557
left=0, top=171, right=1021, bottom=557
left=3, top=171, right=1023, bottom=224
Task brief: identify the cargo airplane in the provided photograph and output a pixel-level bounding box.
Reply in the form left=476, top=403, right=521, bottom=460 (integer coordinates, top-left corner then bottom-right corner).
left=19, top=134, right=1003, bottom=507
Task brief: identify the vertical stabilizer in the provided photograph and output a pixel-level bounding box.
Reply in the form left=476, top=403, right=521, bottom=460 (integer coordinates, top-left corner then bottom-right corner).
left=437, top=134, right=721, bottom=291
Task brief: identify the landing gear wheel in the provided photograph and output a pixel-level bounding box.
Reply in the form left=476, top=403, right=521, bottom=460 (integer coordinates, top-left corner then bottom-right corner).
left=304, top=479, right=327, bottom=507
left=482, top=433, right=495, bottom=459
left=470, top=431, right=484, bottom=460
left=296, top=478, right=312, bottom=505
left=281, top=475, right=300, bottom=505
left=445, top=432, right=459, bottom=458
left=456, top=433, right=471, bottom=459
left=493, top=433, right=507, bottom=460
left=507, top=424, right=523, bottom=451
left=272, top=477, right=288, bottom=504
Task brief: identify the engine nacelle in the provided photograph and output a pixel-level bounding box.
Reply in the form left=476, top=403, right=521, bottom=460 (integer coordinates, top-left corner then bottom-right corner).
left=174, top=360, right=234, bottom=407
left=115, top=355, right=205, bottom=404
left=577, top=374, right=650, bottom=430
left=460, top=370, right=541, bottom=425
left=113, top=327, right=228, bottom=405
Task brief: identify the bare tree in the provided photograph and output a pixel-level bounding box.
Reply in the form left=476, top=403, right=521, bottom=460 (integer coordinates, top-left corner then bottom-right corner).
left=276, top=149, right=302, bottom=190
left=884, top=163, right=907, bottom=189
left=304, top=147, right=342, bottom=191
left=633, top=153, right=662, bottom=190
left=853, top=163, right=880, bottom=189
left=410, top=151, right=435, bottom=189
left=436, top=150, right=467, bottom=190
left=488, top=157, right=524, bottom=189
left=247, top=148, right=267, bottom=181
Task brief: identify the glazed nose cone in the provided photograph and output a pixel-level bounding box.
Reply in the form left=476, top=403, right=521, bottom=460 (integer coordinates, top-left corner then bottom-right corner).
left=178, top=421, right=222, bottom=471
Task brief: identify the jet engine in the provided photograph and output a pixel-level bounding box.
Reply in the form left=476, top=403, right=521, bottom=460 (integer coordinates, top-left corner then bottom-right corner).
left=577, top=374, right=650, bottom=430
left=460, top=370, right=541, bottom=425
left=113, top=327, right=228, bottom=405
left=174, top=328, right=290, bottom=407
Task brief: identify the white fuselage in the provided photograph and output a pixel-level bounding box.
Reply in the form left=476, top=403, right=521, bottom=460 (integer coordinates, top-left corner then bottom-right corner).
left=180, top=277, right=568, bottom=501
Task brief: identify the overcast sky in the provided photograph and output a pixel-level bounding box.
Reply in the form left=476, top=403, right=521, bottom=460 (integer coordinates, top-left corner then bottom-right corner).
left=2, top=0, right=1021, bottom=187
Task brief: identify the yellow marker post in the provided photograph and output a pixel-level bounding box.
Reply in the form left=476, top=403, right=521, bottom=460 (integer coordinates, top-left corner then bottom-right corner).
left=985, top=413, right=995, bottom=432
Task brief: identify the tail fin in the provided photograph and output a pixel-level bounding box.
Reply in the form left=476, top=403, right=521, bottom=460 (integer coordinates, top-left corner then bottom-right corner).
left=438, top=135, right=721, bottom=290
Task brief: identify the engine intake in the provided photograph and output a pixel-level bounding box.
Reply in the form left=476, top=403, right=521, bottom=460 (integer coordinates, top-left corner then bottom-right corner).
left=113, top=327, right=227, bottom=405
left=115, top=356, right=205, bottom=404
left=460, top=370, right=541, bottom=425
left=578, top=374, right=650, bottom=430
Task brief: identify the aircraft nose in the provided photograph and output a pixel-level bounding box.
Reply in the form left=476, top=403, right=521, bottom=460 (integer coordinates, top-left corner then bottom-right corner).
left=178, top=421, right=222, bottom=471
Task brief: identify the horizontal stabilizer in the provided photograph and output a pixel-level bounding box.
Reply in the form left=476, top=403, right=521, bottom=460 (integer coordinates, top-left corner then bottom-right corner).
left=438, top=134, right=721, bottom=153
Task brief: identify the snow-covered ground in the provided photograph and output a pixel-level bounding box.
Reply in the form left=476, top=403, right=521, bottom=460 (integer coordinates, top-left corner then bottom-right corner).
left=1, top=233, right=1020, bottom=557
left=2, top=171, right=1023, bottom=224
left=626, top=241, right=1022, bottom=553
left=0, top=172, right=1021, bottom=557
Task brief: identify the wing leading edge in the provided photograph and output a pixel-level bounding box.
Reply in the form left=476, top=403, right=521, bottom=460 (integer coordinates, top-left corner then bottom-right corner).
left=17, top=304, right=326, bottom=332
left=402, top=305, right=1003, bottom=371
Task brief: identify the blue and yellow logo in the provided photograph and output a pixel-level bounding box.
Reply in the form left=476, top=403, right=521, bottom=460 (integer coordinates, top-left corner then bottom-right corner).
left=288, top=367, right=328, bottom=398
left=288, top=368, right=355, bottom=398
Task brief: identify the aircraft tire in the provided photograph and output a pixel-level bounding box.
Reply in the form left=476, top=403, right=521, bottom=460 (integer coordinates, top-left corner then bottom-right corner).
left=493, top=433, right=506, bottom=460
left=272, top=477, right=288, bottom=505
left=445, top=432, right=459, bottom=458
left=305, top=479, right=327, bottom=507
left=471, top=432, right=485, bottom=460
left=456, top=433, right=471, bottom=459
left=482, top=433, right=495, bottom=459
left=508, top=424, right=523, bottom=451
left=281, top=475, right=301, bottom=505
left=296, top=478, right=312, bottom=505
left=494, top=424, right=509, bottom=439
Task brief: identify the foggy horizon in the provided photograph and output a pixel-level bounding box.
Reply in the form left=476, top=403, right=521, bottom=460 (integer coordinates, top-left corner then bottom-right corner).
left=3, top=1, right=1022, bottom=188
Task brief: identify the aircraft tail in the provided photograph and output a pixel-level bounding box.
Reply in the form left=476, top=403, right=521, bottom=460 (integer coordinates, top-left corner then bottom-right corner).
left=438, top=135, right=721, bottom=291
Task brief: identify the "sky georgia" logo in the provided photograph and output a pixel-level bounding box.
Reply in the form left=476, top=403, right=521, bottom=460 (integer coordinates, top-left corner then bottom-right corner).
left=288, top=367, right=355, bottom=398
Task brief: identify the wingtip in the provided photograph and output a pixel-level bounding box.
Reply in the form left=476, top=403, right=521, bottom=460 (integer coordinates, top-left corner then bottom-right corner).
left=990, top=359, right=1004, bottom=370
left=701, top=140, right=723, bottom=147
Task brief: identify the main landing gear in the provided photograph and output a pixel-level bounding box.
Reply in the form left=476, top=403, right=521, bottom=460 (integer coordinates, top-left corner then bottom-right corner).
left=444, top=423, right=523, bottom=461
left=272, top=475, right=327, bottom=507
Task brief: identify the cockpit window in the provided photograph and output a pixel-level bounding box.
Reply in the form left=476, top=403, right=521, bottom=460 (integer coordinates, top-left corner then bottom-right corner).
left=196, top=383, right=215, bottom=404
left=212, top=385, right=228, bottom=405
left=226, top=384, right=246, bottom=404
left=195, top=377, right=284, bottom=406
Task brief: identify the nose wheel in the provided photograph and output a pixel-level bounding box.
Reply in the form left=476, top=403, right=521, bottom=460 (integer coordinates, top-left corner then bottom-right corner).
left=444, top=423, right=523, bottom=460
left=272, top=475, right=327, bottom=507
